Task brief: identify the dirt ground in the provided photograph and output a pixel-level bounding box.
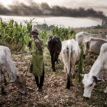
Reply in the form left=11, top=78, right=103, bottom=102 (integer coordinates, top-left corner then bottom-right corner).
left=0, top=48, right=107, bottom=107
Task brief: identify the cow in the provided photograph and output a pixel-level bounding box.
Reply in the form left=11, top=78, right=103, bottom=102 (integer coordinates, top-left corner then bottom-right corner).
left=84, top=37, right=107, bottom=56
left=0, top=46, right=26, bottom=95
left=60, top=39, right=81, bottom=89
left=82, top=43, right=107, bottom=98
left=48, top=36, right=62, bottom=71
left=75, top=31, right=106, bottom=46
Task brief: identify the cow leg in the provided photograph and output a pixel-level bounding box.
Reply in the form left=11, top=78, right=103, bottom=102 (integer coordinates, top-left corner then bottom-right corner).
left=56, top=53, right=59, bottom=64
left=52, top=61, right=55, bottom=72
left=51, top=53, right=55, bottom=72
left=71, top=66, right=75, bottom=78
left=3, top=70, right=7, bottom=86
left=65, top=67, right=71, bottom=89
left=0, top=70, right=6, bottom=95
left=1, top=87, right=6, bottom=95
left=51, top=53, right=53, bottom=69
left=104, top=87, right=107, bottom=93
left=0, top=84, right=5, bottom=95
left=2, top=73, right=7, bottom=95
left=66, top=74, right=71, bottom=89
left=0, top=70, right=2, bottom=94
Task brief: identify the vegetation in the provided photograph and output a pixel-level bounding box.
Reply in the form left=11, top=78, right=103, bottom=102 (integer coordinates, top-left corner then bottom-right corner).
left=51, top=26, right=76, bottom=40
left=0, top=18, right=76, bottom=50
left=76, top=43, right=84, bottom=82
left=0, top=18, right=32, bottom=51
left=0, top=18, right=106, bottom=106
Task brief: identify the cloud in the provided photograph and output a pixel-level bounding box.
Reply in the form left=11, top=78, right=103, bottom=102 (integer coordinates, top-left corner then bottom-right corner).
left=0, top=2, right=106, bottom=19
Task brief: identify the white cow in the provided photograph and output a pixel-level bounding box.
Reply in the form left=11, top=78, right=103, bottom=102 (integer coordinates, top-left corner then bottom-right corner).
left=60, top=39, right=81, bottom=89
left=75, top=31, right=106, bottom=46
left=0, top=46, right=26, bottom=95
left=84, top=37, right=107, bottom=55
left=82, top=43, right=107, bottom=98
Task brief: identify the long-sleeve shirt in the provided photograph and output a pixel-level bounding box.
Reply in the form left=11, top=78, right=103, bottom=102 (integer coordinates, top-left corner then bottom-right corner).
left=29, top=38, right=43, bottom=76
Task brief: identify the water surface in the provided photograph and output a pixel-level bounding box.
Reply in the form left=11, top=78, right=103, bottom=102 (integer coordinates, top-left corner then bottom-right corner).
left=0, top=15, right=102, bottom=28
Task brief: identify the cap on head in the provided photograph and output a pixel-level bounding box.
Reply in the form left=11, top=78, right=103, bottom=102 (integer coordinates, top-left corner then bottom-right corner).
left=31, top=29, right=38, bottom=35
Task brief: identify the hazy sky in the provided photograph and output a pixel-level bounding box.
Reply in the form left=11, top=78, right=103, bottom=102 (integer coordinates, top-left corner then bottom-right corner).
left=0, top=0, right=107, bottom=15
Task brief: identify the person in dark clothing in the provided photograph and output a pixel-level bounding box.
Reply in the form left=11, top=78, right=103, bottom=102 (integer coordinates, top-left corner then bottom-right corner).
left=29, top=29, right=45, bottom=92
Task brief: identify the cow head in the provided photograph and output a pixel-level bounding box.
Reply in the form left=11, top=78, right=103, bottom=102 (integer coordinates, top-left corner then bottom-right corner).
left=15, top=74, right=26, bottom=94
left=82, top=74, right=98, bottom=98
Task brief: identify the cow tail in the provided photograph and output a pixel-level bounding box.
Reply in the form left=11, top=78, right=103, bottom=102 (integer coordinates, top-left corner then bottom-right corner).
left=69, top=46, right=72, bottom=73
left=86, top=41, right=90, bottom=50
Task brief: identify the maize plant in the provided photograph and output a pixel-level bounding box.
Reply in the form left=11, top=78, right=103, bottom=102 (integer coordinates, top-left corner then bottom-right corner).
left=0, top=18, right=33, bottom=51
left=0, top=18, right=76, bottom=51
left=51, top=26, right=75, bottom=40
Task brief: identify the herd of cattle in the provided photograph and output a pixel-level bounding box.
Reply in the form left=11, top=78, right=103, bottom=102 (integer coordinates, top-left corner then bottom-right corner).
left=0, top=31, right=107, bottom=100
left=48, top=31, right=107, bottom=98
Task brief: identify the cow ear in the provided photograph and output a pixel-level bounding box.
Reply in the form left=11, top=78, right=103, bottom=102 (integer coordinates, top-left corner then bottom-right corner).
left=93, top=76, right=101, bottom=83
left=93, top=76, right=98, bottom=83
left=17, top=75, right=20, bottom=79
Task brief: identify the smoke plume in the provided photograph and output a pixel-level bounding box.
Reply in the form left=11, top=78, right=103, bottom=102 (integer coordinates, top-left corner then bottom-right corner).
left=0, top=2, right=106, bottom=19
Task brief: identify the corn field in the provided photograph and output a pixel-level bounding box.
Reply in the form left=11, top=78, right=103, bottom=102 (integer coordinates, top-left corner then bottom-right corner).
left=0, top=18, right=76, bottom=51
left=0, top=18, right=33, bottom=51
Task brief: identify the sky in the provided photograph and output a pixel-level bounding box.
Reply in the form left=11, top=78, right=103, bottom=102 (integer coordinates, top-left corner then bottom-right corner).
left=0, top=0, right=107, bottom=15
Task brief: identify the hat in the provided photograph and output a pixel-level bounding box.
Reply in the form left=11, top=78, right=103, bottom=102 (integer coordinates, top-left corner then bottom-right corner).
left=31, top=29, right=38, bottom=35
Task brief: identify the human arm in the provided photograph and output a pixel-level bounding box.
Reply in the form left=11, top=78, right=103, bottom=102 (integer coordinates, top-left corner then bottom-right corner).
left=34, top=38, right=43, bottom=53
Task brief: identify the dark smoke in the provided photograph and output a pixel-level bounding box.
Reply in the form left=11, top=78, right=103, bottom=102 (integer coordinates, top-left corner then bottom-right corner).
left=0, top=2, right=106, bottom=19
